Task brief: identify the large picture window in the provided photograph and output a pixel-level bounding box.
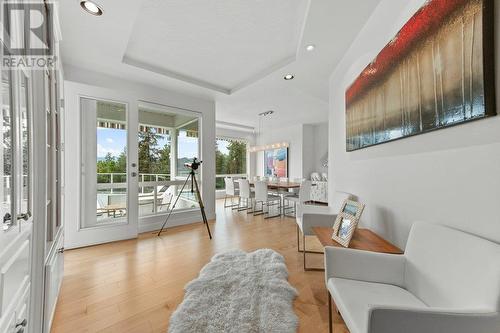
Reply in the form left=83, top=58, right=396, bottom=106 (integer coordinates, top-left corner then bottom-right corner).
left=215, top=137, right=247, bottom=189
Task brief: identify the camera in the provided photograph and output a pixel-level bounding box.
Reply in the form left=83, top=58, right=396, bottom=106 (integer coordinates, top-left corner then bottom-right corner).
left=184, top=157, right=202, bottom=171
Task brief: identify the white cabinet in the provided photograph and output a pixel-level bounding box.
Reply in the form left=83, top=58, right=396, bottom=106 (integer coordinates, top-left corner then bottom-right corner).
left=43, top=231, right=64, bottom=333
left=0, top=225, right=32, bottom=333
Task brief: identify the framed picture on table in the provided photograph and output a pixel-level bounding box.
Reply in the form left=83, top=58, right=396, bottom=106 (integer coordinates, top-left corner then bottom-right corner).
left=332, top=200, right=365, bottom=247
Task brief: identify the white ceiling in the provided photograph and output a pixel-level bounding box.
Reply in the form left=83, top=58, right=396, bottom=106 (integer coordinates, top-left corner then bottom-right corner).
left=59, top=0, right=382, bottom=128
left=124, top=0, right=307, bottom=93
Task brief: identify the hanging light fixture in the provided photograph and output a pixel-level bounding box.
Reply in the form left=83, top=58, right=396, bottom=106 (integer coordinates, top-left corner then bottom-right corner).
left=248, top=111, right=289, bottom=152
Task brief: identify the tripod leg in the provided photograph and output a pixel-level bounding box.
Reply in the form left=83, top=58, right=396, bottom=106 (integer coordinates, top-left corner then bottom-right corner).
left=157, top=175, right=191, bottom=236
left=192, top=172, right=212, bottom=239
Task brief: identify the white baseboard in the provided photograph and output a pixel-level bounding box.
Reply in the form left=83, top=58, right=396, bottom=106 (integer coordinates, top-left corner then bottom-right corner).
left=138, top=209, right=216, bottom=233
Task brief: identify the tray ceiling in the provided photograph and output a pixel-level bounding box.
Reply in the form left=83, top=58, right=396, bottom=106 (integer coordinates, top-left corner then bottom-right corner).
left=123, top=0, right=307, bottom=94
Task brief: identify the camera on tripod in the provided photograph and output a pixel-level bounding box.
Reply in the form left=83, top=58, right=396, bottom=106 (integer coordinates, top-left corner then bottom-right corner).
left=158, top=156, right=212, bottom=239
left=184, top=158, right=202, bottom=171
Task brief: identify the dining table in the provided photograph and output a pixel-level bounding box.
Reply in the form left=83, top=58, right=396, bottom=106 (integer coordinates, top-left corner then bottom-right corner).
left=248, top=180, right=303, bottom=216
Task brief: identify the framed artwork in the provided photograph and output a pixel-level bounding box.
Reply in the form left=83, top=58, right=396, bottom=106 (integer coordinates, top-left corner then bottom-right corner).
left=332, top=200, right=365, bottom=247
left=264, top=147, right=288, bottom=178
left=346, top=0, right=495, bottom=152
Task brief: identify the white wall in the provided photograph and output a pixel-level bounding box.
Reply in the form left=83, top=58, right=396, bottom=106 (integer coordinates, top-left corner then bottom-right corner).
left=302, top=125, right=315, bottom=179
left=303, top=122, right=328, bottom=178
left=329, top=0, right=500, bottom=248
left=255, top=124, right=303, bottom=179
left=64, top=66, right=216, bottom=247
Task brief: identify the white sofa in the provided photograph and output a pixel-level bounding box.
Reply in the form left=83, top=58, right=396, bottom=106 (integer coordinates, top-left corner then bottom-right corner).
left=325, top=221, right=500, bottom=333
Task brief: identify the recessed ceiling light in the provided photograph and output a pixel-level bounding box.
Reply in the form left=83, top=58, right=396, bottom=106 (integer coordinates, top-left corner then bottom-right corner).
left=306, top=44, right=315, bottom=51
left=80, top=0, right=103, bottom=16
left=284, top=74, right=294, bottom=80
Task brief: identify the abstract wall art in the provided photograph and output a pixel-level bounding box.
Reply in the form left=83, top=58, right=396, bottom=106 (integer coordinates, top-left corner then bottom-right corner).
left=264, top=147, right=288, bottom=178
left=346, top=0, right=495, bottom=152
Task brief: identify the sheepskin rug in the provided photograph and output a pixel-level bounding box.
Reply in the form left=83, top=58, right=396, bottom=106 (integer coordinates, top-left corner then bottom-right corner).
left=168, top=249, right=298, bottom=333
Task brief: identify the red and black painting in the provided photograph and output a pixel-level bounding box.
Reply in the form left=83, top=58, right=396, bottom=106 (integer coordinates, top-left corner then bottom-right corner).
left=345, top=0, right=495, bottom=151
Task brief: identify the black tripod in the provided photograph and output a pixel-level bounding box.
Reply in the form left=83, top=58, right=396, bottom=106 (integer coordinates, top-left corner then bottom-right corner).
left=157, top=159, right=212, bottom=239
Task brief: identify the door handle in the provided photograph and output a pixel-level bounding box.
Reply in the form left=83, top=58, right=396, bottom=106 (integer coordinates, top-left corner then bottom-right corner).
left=17, top=212, right=31, bottom=221
left=15, top=318, right=27, bottom=332
left=3, top=213, right=11, bottom=224
left=131, top=172, right=137, bottom=177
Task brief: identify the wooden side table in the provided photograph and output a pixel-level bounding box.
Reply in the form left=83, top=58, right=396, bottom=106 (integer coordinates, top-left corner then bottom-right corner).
left=310, top=227, right=403, bottom=270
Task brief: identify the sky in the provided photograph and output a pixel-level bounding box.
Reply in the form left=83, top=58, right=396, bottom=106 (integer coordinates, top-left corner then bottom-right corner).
left=97, top=128, right=199, bottom=159
left=217, top=139, right=230, bottom=155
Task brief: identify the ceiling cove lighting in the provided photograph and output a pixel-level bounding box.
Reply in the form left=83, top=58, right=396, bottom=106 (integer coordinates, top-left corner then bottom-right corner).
left=249, top=142, right=289, bottom=153
left=284, top=74, right=294, bottom=80
left=80, top=0, right=103, bottom=16
left=249, top=111, right=288, bottom=153
left=306, top=44, right=315, bottom=51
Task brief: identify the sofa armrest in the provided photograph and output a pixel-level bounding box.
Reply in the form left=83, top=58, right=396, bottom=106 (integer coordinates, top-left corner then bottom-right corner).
left=368, top=307, right=500, bottom=333
left=325, top=247, right=405, bottom=287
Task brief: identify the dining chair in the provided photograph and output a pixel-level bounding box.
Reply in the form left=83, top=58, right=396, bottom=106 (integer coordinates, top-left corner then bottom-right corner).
left=284, top=180, right=311, bottom=217
left=237, top=179, right=254, bottom=213
left=224, top=177, right=240, bottom=209
left=253, top=181, right=281, bottom=218
left=296, top=191, right=353, bottom=270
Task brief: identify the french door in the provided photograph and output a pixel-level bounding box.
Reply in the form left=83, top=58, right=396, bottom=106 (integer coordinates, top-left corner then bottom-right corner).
left=67, top=95, right=203, bottom=248
left=70, top=97, right=139, bottom=248
left=0, top=53, right=34, bottom=333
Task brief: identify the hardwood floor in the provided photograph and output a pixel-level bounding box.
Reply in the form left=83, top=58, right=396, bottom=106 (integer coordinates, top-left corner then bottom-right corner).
left=51, top=200, right=349, bottom=333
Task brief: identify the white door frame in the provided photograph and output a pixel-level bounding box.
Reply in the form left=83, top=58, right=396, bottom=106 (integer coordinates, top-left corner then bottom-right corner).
left=64, top=86, right=139, bottom=249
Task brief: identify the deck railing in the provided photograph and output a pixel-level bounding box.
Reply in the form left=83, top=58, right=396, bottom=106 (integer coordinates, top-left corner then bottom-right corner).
left=96, top=173, right=198, bottom=218
left=97, top=173, right=170, bottom=193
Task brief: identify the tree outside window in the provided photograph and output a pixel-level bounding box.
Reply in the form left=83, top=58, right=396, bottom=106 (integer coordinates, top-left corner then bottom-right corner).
left=216, top=138, right=247, bottom=189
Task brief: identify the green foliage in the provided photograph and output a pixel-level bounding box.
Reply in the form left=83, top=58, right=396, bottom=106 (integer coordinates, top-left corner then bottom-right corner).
left=97, top=127, right=171, bottom=182
left=96, top=134, right=245, bottom=184
left=216, top=140, right=246, bottom=175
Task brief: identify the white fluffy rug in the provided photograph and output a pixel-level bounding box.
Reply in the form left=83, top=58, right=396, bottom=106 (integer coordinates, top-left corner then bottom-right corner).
left=168, top=249, right=298, bottom=333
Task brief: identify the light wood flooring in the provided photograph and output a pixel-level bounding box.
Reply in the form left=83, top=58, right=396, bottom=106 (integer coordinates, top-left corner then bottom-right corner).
left=51, top=199, right=348, bottom=333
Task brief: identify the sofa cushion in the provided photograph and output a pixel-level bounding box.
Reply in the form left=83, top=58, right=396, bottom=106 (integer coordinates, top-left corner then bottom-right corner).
left=404, top=222, right=500, bottom=310
left=328, top=278, right=427, bottom=333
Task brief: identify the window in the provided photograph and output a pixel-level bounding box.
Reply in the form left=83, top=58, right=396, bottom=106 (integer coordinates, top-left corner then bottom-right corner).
left=215, top=137, right=247, bottom=189
left=137, top=106, right=200, bottom=216
left=176, top=120, right=199, bottom=177
left=137, top=121, right=171, bottom=217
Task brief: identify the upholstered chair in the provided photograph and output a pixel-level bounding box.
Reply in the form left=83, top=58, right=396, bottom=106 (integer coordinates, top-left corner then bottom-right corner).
left=325, top=222, right=500, bottom=333
left=253, top=181, right=281, bottom=218
left=224, top=177, right=239, bottom=209
left=284, top=180, right=311, bottom=217
left=237, top=179, right=254, bottom=213
left=295, top=191, right=353, bottom=270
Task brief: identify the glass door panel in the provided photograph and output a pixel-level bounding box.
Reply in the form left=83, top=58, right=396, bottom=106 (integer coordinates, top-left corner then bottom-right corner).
left=176, top=119, right=199, bottom=176
left=137, top=106, right=200, bottom=216
left=137, top=110, right=171, bottom=217
left=1, top=69, right=13, bottom=231
left=174, top=119, right=200, bottom=211
left=20, top=73, right=31, bottom=218
left=81, top=98, right=128, bottom=228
